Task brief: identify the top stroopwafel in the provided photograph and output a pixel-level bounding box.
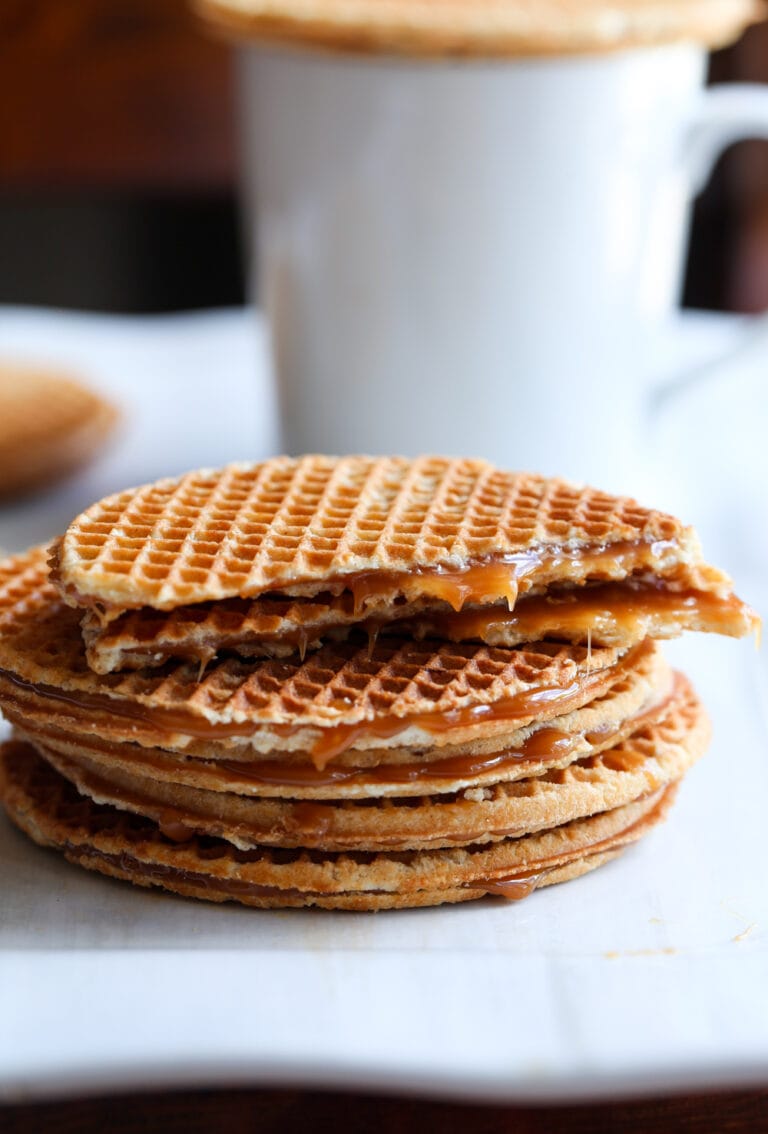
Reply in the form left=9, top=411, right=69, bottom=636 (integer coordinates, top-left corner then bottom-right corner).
left=53, top=456, right=733, bottom=614
left=0, top=366, right=118, bottom=500
left=196, top=0, right=761, bottom=57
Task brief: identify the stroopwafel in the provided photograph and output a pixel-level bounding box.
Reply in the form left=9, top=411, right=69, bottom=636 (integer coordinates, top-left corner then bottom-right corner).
left=195, top=0, right=761, bottom=59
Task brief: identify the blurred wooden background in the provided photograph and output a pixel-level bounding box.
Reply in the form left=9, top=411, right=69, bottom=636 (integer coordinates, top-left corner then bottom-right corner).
left=1, top=0, right=768, bottom=312
left=0, top=0, right=240, bottom=311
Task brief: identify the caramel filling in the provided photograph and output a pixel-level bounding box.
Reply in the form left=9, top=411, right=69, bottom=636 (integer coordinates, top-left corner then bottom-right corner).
left=73, top=847, right=546, bottom=900
left=301, top=661, right=614, bottom=767
left=474, top=869, right=550, bottom=900
left=217, top=725, right=593, bottom=788
left=337, top=541, right=693, bottom=616
left=38, top=724, right=586, bottom=793
left=68, top=849, right=304, bottom=899
left=345, top=559, right=527, bottom=613
left=0, top=641, right=642, bottom=766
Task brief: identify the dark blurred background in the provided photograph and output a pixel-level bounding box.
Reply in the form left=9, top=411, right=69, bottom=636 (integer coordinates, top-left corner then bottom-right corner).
left=2, top=0, right=768, bottom=314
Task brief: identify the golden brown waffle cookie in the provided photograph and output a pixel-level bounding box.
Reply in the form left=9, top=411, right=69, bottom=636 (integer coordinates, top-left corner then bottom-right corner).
left=17, top=639, right=671, bottom=797
left=0, top=740, right=677, bottom=910
left=195, top=0, right=761, bottom=58
left=54, top=457, right=731, bottom=613
left=0, top=548, right=635, bottom=758
left=0, top=367, right=118, bottom=500
left=28, top=672, right=707, bottom=852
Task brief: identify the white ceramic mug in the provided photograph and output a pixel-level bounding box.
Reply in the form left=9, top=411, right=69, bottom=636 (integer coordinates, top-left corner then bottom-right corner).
left=239, top=42, right=768, bottom=490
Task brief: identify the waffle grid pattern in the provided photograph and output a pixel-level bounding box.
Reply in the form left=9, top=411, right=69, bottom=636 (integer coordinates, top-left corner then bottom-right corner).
left=0, top=548, right=52, bottom=630
left=56, top=457, right=685, bottom=610
left=80, top=592, right=362, bottom=672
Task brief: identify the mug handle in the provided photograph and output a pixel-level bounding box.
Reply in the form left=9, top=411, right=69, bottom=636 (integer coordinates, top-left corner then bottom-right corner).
left=654, top=82, right=768, bottom=409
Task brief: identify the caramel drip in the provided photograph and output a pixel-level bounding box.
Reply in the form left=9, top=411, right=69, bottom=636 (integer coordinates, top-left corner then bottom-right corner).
left=347, top=560, right=522, bottom=614
left=290, top=802, right=334, bottom=836
left=476, top=869, right=549, bottom=899
left=158, top=820, right=196, bottom=843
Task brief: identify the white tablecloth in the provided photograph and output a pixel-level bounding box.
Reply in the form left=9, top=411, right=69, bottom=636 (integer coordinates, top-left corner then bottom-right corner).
left=0, top=305, right=765, bottom=1103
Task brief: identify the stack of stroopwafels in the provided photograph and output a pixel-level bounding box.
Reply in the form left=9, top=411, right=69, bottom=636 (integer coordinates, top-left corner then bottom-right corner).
left=0, top=457, right=757, bottom=910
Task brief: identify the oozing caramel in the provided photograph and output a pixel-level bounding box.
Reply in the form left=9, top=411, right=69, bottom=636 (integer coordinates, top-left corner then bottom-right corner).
left=474, top=869, right=549, bottom=900
left=304, top=665, right=608, bottom=767
left=35, top=723, right=588, bottom=795
left=339, top=541, right=693, bottom=616
left=66, top=849, right=528, bottom=900
left=346, top=559, right=525, bottom=613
